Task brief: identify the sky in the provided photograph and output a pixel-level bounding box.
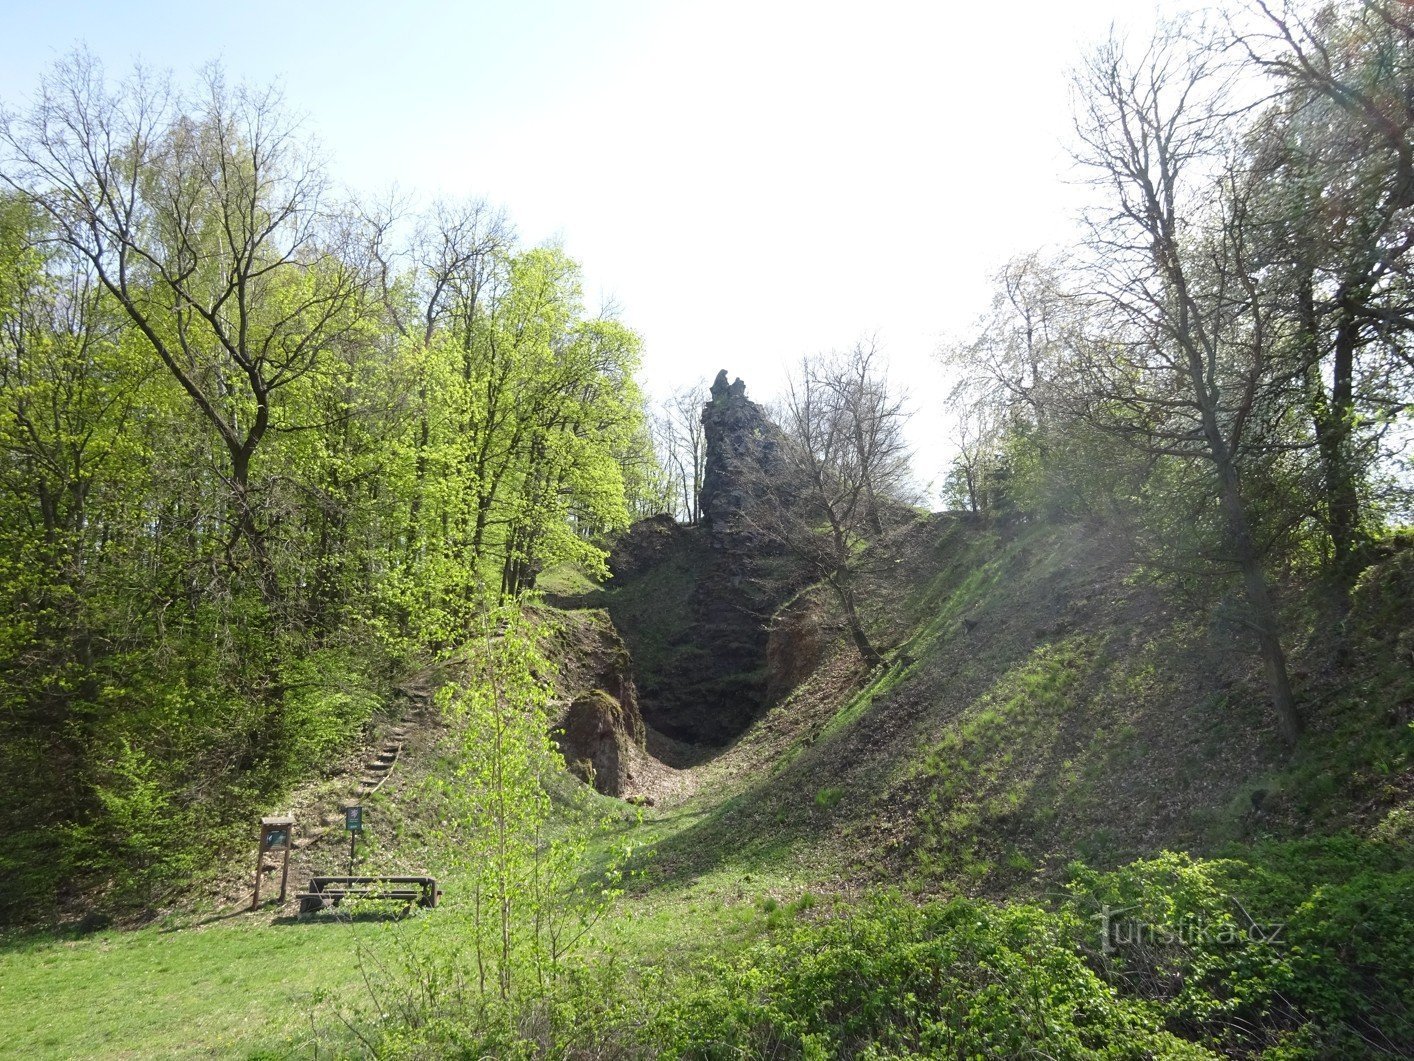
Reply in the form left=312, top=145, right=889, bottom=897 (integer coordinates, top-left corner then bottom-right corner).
left=0, top=0, right=1191, bottom=491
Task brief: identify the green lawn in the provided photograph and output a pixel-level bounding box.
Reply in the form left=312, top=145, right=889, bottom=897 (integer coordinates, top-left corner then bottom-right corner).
left=0, top=805, right=802, bottom=1059
left=0, top=915, right=365, bottom=1059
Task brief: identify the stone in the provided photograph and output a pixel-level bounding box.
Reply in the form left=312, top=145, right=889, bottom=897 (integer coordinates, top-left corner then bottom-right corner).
left=558, top=690, right=636, bottom=796
left=601, top=372, right=801, bottom=746
left=545, top=608, right=647, bottom=795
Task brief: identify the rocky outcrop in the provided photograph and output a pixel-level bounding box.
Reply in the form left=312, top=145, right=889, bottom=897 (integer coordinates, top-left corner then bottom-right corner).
left=600, top=372, right=802, bottom=747
left=700, top=369, right=788, bottom=544
left=541, top=608, right=646, bottom=796
left=558, top=690, right=639, bottom=794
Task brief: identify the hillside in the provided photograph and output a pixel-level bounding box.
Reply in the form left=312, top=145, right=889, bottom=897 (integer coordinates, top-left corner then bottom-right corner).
left=565, top=505, right=1414, bottom=889
left=5, top=3, right=1414, bottom=1055
left=1, top=370, right=1412, bottom=1058
left=2, top=508, right=1412, bottom=1057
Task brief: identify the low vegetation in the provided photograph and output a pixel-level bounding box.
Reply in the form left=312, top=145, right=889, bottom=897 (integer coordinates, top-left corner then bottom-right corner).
left=2, top=0, right=1413, bottom=1057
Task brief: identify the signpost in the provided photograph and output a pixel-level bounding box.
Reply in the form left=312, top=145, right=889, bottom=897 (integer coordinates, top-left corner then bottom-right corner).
left=343, top=804, right=364, bottom=876
left=252, top=814, right=295, bottom=910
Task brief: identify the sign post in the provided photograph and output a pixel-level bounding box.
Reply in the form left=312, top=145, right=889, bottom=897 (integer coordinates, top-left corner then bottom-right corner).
left=343, top=804, right=363, bottom=876
left=252, top=814, right=295, bottom=910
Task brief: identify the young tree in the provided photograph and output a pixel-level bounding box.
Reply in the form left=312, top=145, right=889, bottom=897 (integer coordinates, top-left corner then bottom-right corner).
left=942, top=254, right=1075, bottom=442
left=941, top=385, right=1005, bottom=514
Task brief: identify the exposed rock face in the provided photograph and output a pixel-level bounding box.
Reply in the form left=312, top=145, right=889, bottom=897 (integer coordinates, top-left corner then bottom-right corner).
left=601, top=372, right=800, bottom=747
left=700, top=369, right=787, bottom=544
left=765, top=589, right=828, bottom=705
left=558, top=691, right=639, bottom=794
left=542, top=608, right=646, bottom=796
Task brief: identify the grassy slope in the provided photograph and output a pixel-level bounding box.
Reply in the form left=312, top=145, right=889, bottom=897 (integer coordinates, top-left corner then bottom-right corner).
left=2, top=514, right=1411, bottom=1057
left=637, top=515, right=1413, bottom=898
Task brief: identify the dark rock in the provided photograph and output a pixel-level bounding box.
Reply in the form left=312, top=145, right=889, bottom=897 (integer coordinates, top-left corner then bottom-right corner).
left=766, top=591, right=828, bottom=704
left=558, top=690, right=639, bottom=796
left=602, top=372, right=801, bottom=746
left=608, top=514, right=685, bottom=581
left=699, top=370, right=788, bottom=545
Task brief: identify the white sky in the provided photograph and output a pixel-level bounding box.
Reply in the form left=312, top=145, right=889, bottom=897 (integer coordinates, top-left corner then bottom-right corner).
left=0, top=0, right=1196, bottom=492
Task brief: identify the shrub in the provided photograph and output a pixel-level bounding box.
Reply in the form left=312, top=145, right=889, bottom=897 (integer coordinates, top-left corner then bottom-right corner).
left=646, top=894, right=1205, bottom=1059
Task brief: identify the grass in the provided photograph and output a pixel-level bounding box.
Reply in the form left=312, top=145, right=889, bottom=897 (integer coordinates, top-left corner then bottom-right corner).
left=7, top=518, right=1414, bottom=1056
left=919, top=637, right=1099, bottom=812
left=536, top=562, right=602, bottom=598
left=0, top=916, right=361, bottom=1058
left=0, top=805, right=808, bottom=1059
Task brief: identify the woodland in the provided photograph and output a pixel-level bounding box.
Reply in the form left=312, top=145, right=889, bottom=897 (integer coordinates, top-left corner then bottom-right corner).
left=0, top=1, right=1412, bottom=1058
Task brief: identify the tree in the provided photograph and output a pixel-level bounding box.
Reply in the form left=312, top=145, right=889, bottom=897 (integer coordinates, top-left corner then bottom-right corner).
left=940, top=253, right=1084, bottom=517
left=0, top=55, right=657, bottom=918
left=1237, top=0, right=1414, bottom=597
left=1068, top=21, right=1305, bottom=745
left=750, top=341, right=914, bottom=669
left=942, top=254, right=1074, bottom=442
left=0, top=54, right=370, bottom=601
left=652, top=381, right=708, bottom=523
left=941, top=388, right=1004, bottom=514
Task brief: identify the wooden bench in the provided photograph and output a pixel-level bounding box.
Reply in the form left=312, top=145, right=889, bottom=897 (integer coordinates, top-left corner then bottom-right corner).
left=297, top=875, right=440, bottom=914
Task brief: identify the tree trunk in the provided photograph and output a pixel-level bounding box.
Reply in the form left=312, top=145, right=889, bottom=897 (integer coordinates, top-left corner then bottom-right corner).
left=1210, top=426, right=1303, bottom=747
left=1322, top=298, right=1364, bottom=595
left=831, top=570, right=884, bottom=669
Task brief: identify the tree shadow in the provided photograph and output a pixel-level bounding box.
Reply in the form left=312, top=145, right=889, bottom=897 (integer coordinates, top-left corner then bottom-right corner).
left=273, top=907, right=421, bottom=926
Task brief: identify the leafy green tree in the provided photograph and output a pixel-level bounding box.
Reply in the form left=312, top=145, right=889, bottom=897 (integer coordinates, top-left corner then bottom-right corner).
left=0, top=56, right=655, bottom=918
left=1, top=55, right=372, bottom=602
left=1239, top=0, right=1414, bottom=598
left=432, top=608, right=627, bottom=999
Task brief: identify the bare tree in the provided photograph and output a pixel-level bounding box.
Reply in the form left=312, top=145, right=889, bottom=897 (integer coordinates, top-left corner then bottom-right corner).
left=941, top=253, right=1076, bottom=445
left=942, top=382, right=1005, bottom=514
left=652, top=380, right=708, bottom=523
left=1069, top=22, right=1304, bottom=745
left=0, top=53, right=369, bottom=599
left=748, top=342, right=914, bottom=669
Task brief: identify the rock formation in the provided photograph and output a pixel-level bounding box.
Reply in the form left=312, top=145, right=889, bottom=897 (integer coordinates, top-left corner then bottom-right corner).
left=700, top=369, right=787, bottom=543
left=601, top=372, right=800, bottom=747
left=543, top=608, right=647, bottom=796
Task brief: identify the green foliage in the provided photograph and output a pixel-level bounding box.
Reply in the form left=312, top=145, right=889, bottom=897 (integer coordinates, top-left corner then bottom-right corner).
left=0, top=64, right=660, bottom=921
left=433, top=614, right=625, bottom=983
left=314, top=609, right=640, bottom=1055
left=1066, top=840, right=1414, bottom=1056
left=66, top=740, right=198, bottom=907
left=647, top=893, right=1207, bottom=1059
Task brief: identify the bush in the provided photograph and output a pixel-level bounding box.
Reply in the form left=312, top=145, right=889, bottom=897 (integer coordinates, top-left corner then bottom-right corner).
left=647, top=894, right=1204, bottom=1059
left=1065, top=841, right=1414, bottom=1056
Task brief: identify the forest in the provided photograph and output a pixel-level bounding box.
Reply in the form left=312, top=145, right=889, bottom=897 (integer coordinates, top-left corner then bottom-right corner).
left=0, top=0, right=1412, bottom=1058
